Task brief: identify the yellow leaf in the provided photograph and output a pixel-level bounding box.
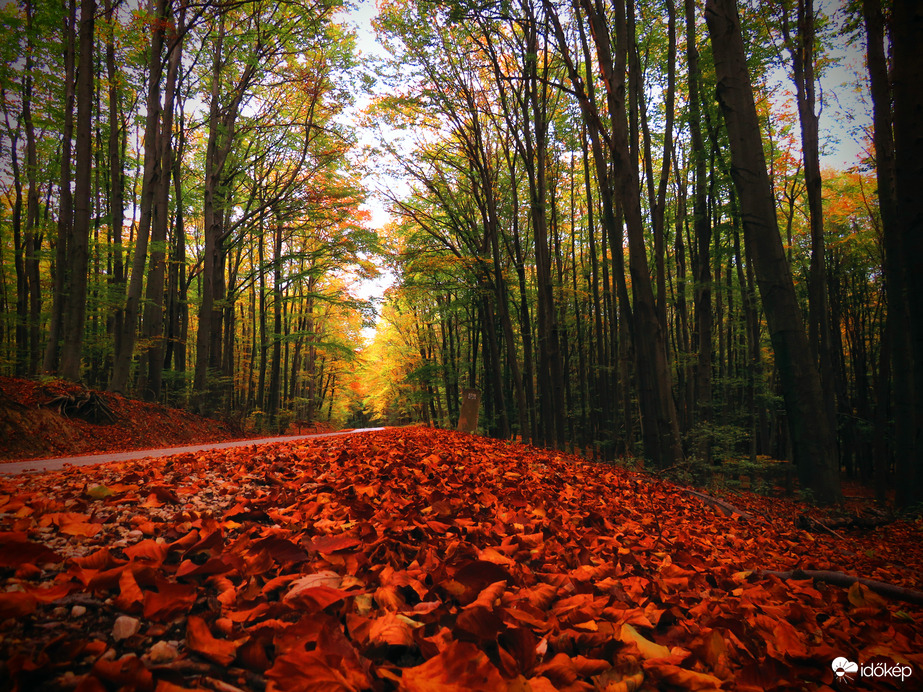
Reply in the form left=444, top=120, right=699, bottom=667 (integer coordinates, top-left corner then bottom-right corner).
left=619, top=623, right=670, bottom=660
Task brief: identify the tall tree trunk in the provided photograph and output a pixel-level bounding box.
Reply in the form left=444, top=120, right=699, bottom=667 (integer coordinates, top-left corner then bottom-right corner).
left=140, top=5, right=183, bottom=401
left=22, top=0, right=42, bottom=375
left=43, top=0, right=77, bottom=375
left=581, top=0, right=683, bottom=467
left=705, top=0, right=841, bottom=503
left=104, top=0, right=125, bottom=374
left=781, top=0, right=838, bottom=464
left=890, top=0, right=923, bottom=508
left=268, top=215, right=283, bottom=423
left=108, top=0, right=167, bottom=393
left=685, top=0, right=713, bottom=460
left=4, top=110, right=28, bottom=377
left=59, top=0, right=97, bottom=381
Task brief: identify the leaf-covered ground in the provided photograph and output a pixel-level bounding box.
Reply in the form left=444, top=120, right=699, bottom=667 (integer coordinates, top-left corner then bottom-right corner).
left=0, top=377, right=244, bottom=462
left=1, top=427, right=921, bottom=691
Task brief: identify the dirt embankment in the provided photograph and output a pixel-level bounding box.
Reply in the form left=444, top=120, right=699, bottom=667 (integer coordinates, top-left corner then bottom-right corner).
left=0, top=377, right=244, bottom=462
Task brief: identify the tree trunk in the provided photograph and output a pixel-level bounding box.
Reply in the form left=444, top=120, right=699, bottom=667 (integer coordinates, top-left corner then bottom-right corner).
left=43, top=0, right=77, bottom=375
left=890, top=0, right=923, bottom=508
left=108, top=0, right=167, bottom=393
left=582, top=0, right=683, bottom=468
left=705, top=0, right=841, bottom=503
left=59, top=0, right=96, bottom=382
left=781, top=0, right=838, bottom=466
left=140, top=5, right=183, bottom=401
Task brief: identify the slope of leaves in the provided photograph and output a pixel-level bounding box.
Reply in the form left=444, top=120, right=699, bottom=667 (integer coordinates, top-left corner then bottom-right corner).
left=0, top=377, right=242, bottom=462
left=0, top=427, right=921, bottom=691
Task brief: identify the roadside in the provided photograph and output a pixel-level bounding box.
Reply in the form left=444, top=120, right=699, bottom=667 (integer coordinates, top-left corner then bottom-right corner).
left=0, top=376, right=337, bottom=463
left=0, top=428, right=383, bottom=475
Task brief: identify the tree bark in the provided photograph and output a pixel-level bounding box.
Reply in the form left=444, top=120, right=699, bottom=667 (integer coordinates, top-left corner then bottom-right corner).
left=890, top=0, right=923, bottom=508
left=43, top=0, right=77, bottom=375
left=705, top=0, right=841, bottom=503
left=139, top=5, right=183, bottom=401
left=108, top=0, right=168, bottom=394
left=59, top=0, right=96, bottom=381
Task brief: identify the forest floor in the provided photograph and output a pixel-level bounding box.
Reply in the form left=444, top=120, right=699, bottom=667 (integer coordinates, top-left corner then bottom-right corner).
left=1, top=420, right=921, bottom=690
left=0, top=377, right=333, bottom=463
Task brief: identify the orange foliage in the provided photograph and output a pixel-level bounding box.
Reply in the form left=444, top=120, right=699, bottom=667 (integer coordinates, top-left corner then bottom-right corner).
left=0, top=427, right=921, bottom=689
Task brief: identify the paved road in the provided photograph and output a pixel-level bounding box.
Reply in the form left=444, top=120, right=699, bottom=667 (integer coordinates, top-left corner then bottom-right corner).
left=0, top=427, right=385, bottom=476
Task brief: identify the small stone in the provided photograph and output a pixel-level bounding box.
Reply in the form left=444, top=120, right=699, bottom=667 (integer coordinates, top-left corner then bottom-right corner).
left=112, top=616, right=140, bottom=641
left=148, top=640, right=178, bottom=663
left=51, top=606, right=68, bottom=618
left=71, top=605, right=87, bottom=617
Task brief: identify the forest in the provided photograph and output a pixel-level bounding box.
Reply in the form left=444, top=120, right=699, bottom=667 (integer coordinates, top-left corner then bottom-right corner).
left=1, top=0, right=922, bottom=509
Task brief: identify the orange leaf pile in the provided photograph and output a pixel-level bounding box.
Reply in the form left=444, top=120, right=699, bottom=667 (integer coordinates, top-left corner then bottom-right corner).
left=0, top=427, right=921, bottom=690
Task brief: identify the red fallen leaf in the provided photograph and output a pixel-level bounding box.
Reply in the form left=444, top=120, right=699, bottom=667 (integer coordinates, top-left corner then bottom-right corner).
left=368, top=612, right=417, bottom=646
left=113, top=568, right=144, bottom=611
left=153, top=681, right=199, bottom=692
left=74, top=677, right=108, bottom=692
left=499, top=627, right=539, bottom=677
left=124, top=539, right=168, bottom=565
left=92, top=654, right=154, bottom=691
left=456, top=604, right=504, bottom=641
left=38, top=511, right=91, bottom=528
left=450, top=560, right=515, bottom=603
left=766, top=619, right=810, bottom=661
left=182, top=529, right=223, bottom=557
left=306, top=534, right=361, bottom=554
left=186, top=615, right=240, bottom=665
left=0, top=531, right=63, bottom=566
left=402, top=640, right=507, bottom=691
left=148, top=485, right=181, bottom=504
left=167, top=529, right=201, bottom=553
left=534, top=653, right=578, bottom=687
left=643, top=661, right=724, bottom=690
left=265, top=647, right=371, bottom=692
left=523, top=582, right=558, bottom=610
left=237, top=636, right=273, bottom=673
left=142, top=580, right=197, bottom=622
left=27, top=582, right=73, bottom=603
left=86, top=564, right=129, bottom=591
left=14, top=563, right=42, bottom=579
left=69, top=547, right=122, bottom=570
left=0, top=591, right=38, bottom=619
left=284, top=584, right=353, bottom=612
left=175, top=556, right=233, bottom=579
left=59, top=520, right=103, bottom=537
left=249, top=536, right=309, bottom=565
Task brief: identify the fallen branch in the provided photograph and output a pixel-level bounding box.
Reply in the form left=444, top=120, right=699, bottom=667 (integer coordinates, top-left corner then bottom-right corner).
left=683, top=488, right=755, bottom=521
left=796, top=515, right=848, bottom=542
left=759, top=569, right=923, bottom=606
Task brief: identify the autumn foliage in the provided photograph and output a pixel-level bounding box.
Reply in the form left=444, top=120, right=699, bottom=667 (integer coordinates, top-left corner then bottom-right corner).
left=1, top=427, right=921, bottom=690
left=0, top=377, right=244, bottom=462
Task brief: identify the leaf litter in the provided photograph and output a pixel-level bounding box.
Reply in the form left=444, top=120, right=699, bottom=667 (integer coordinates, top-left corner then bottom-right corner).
left=0, top=426, right=921, bottom=691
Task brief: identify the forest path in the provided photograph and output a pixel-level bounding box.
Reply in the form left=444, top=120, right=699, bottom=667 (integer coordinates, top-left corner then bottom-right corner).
left=0, top=427, right=386, bottom=475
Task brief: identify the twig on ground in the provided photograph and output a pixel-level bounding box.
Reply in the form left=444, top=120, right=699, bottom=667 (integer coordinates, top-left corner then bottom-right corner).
left=683, top=488, right=756, bottom=521
left=758, top=568, right=923, bottom=606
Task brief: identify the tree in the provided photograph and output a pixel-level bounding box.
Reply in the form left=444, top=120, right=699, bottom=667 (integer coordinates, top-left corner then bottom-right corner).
left=58, top=0, right=96, bottom=381
left=705, top=0, right=841, bottom=503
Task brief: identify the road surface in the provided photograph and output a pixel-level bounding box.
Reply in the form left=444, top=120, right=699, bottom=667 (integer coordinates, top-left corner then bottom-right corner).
left=0, top=428, right=385, bottom=475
